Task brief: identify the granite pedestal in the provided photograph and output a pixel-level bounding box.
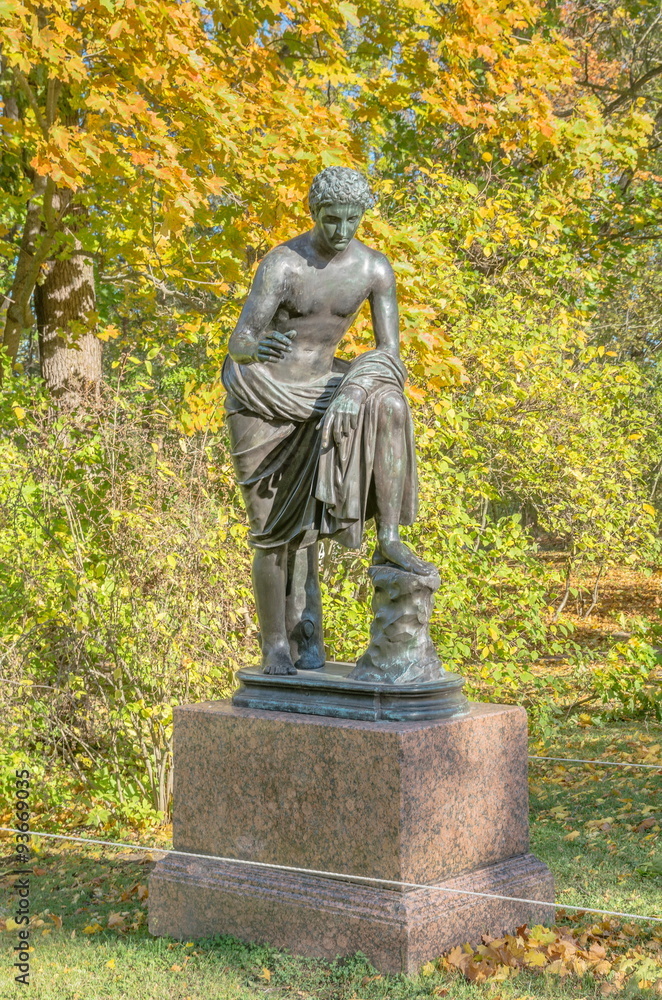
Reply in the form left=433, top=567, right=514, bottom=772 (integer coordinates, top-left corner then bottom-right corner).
left=149, top=700, right=554, bottom=973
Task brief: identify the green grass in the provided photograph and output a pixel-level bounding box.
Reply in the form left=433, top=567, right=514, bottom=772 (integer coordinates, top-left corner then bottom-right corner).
left=529, top=717, right=662, bottom=920
left=1, top=717, right=660, bottom=999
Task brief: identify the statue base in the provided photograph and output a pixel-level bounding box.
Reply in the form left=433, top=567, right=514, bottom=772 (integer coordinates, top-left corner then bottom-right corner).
left=149, top=852, right=552, bottom=976
left=149, top=700, right=554, bottom=974
left=232, top=660, right=468, bottom=721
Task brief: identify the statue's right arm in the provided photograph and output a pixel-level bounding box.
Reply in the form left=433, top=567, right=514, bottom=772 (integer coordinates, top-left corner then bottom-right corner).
left=228, top=253, right=295, bottom=364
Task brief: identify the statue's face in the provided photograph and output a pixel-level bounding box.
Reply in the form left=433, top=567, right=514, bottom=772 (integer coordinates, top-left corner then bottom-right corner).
left=313, top=201, right=364, bottom=254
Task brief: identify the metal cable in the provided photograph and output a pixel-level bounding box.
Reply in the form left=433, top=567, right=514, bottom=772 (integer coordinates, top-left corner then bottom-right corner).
left=529, top=755, right=662, bottom=769
left=1, top=827, right=660, bottom=925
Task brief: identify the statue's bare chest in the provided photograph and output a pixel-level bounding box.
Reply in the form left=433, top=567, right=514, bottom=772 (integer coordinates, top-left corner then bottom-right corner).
left=281, top=261, right=370, bottom=320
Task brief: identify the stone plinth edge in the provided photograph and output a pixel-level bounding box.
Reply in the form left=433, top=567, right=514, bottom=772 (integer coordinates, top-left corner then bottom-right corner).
left=148, top=852, right=555, bottom=975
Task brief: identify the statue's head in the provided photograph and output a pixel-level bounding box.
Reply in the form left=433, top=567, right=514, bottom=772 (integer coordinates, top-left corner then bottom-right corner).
left=308, top=166, right=376, bottom=254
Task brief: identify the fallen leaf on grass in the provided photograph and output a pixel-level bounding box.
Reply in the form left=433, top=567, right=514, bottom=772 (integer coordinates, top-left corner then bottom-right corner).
left=105, top=959, right=115, bottom=969
left=564, top=830, right=580, bottom=841
left=170, top=956, right=191, bottom=973
left=258, top=967, right=271, bottom=982
left=32, top=868, right=47, bottom=877
left=594, top=960, right=612, bottom=974
left=528, top=926, right=557, bottom=945
left=546, top=959, right=569, bottom=976
left=82, top=923, right=103, bottom=935
left=107, top=913, right=125, bottom=930
left=440, top=921, right=662, bottom=985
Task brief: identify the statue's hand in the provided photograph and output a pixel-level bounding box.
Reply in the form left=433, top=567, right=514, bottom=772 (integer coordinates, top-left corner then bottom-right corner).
left=321, top=385, right=366, bottom=449
left=254, top=329, right=296, bottom=363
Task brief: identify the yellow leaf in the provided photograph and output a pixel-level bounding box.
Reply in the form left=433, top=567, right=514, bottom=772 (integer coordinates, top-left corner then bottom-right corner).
left=83, top=923, right=103, bottom=935
left=170, top=964, right=183, bottom=972
left=524, top=949, right=547, bottom=967
left=564, top=830, right=580, bottom=841
left=421, top=961, right=436, bottom=976
left=4, top=918, right=19, bottom=931
left=546, top=959, right=567, bottom=975
left=106, top=958, right=116, bottom=969
left=643, top=503, right=656, bottom=516
left=12, top=406, right=25, bottom=420
left=259, top=967, right=272, bottom=982
left=338, top=0, right=360, bottom=26
left=107, top=913, right=125, bottom=929
left=529, top=927, right=557, bottom=944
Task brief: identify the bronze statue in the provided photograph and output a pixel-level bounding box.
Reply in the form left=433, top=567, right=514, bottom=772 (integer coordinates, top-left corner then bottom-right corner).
left=223, top=166, right=435, bottom=676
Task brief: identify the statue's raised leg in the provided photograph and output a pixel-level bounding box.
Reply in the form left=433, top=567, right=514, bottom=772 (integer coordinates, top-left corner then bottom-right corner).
left=373, top=390, right=435, bottom=576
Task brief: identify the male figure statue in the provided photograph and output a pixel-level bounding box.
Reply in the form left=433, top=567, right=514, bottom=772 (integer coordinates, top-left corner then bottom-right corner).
left=223, top=166, right=433, bottom=675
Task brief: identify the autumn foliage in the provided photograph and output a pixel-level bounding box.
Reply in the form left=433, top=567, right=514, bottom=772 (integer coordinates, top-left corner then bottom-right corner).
left=1, top=9, right=662, bottom=967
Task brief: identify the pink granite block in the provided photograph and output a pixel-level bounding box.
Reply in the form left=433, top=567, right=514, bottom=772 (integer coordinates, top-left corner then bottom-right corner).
left=149, top=698, right=555, bottom=973
left=148, top=852, right=554, bottom=975
left=171, top=701, right=530, bottom=884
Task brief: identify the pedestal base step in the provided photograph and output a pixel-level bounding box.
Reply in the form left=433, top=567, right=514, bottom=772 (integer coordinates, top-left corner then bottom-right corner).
left=149, top=852, right=554, bottom=975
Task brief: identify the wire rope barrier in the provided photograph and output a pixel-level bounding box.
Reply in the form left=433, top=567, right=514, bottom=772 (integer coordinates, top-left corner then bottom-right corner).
left=529, top=755, right=662, bottom=769
left=1, top=827, right=660, bottom=925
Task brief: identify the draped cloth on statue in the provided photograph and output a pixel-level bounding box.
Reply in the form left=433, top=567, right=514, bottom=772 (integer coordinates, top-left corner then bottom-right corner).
left=222, top=349, right=417, bottom=549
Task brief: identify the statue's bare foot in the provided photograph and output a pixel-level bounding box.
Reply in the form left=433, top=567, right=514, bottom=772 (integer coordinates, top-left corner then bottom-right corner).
left=262, top=643, right=297, bottom=675
left=374, top=533, right=436, bottom=576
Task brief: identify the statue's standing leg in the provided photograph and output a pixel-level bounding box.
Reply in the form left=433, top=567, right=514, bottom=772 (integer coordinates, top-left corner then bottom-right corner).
left=252, top=545, right=297, bottom=675
left=373, top=391, right=435, bottom=576
left=286, top=542, right=325, bottom=670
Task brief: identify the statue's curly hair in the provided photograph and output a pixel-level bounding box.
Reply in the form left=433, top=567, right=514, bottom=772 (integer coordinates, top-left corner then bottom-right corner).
left=307, top=166, right=376, bottom=216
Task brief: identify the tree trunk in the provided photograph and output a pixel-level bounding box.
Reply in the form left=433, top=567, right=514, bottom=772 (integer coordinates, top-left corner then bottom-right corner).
left=1, top=173, right=57, bottom=370
left=34, top=237, right=102, bottom=405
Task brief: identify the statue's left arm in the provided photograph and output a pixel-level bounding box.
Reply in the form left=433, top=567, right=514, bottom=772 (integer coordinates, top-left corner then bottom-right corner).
left=321, top=253, right=400, bottom=450
left=368, top=255, right=399, bottom=358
